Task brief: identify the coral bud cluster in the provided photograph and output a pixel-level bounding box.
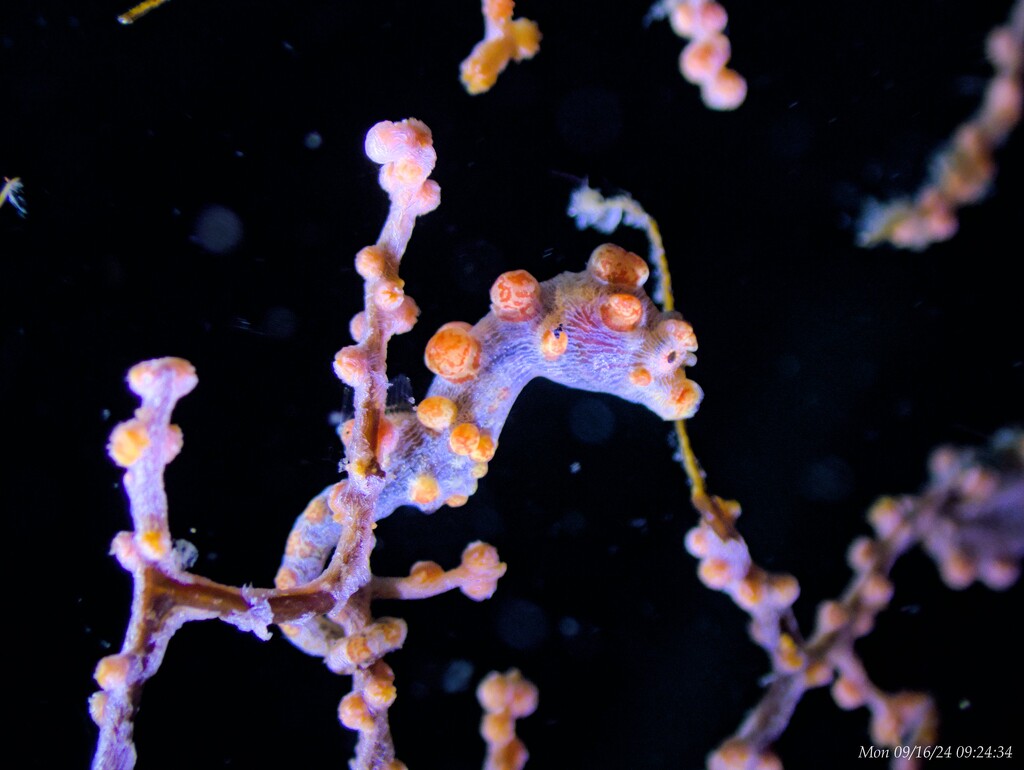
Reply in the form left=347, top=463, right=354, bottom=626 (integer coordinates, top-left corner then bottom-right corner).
left=91, top=359, right=206, bottom=770
left=917, top=429, right=1024, bottom=589
left=693, top=430, right=1023, bottom=769
left=372, top=541, right=508, bottom=602
left=104, top=357, right=196, bottom=564
left=332, top=118, right=438, bottom=487
left=685, top=498, right=802, bottom=675
left=859, top=2, right=1024, bottom=249
left=461, top=0, right=541, bottom=95
left=477, top=669, right=539, bottom=770
left=655, top=0, right=747, bottom=110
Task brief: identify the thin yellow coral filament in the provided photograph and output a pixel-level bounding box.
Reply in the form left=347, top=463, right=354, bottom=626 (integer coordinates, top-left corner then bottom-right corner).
left=118, top=0, right=171, bottom=25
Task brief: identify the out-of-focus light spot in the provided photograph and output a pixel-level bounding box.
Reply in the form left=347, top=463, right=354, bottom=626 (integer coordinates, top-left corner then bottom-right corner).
left=800, top=456, right=854, bottom=503
left=441, top=659, right=474, bottom=693
left=559, top=616, right=581, bottom=637
left=192, top=204, right=243, bottom=254
left=495, top=598, right=549, bottom=651
left=569, top=397, right=615, bottom=444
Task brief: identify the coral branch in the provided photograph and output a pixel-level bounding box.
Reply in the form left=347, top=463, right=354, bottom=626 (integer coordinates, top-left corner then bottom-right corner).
left=566, top=183, right=1021, bottom=769
left=117, top=0, right=172, bottom=25
left=460, top=0, right=541, bottom=95
left=87, top=81, right=1022, bottom=768
left=859, top=0, right=1024, bottom=249
left=478, top=669, right=538, bottom=770
left=651, top=0, right=747, bottom=110
left=372, top=541, right=507, bottom=601
left=695, top=431, right=1023, bottom=769
left=91, top=358, right=203, bottom=770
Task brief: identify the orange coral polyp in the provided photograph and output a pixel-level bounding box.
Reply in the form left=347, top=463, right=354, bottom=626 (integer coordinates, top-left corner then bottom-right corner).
left=449, top=422, right=482, bottom=455
left=699, top=2, right=729, bottom=34
left=586, top=243, right=650, bottom=286
left=108, top=420, right=150, bottom=467
left=349, top=311, right=368, bottom=342
left=274, top=566, right=299, bottom=590
left=374, top=279, right=406, bottom=311
left=409, top=474, right=441, bottom=506
left=390, top=296, right=420, bottom=334
left=510, top=18, right=541, bottom=58
left=540, top=325, right=569, bottom=360
left=482, top=712, right=514, bottom=744
left=416, top=395, right=458, bottom=431
left=490, top=269, right=541, bottom=321
left=681, top=35, right=731, bottom=83
left=670, top=3, right=698, bottom=36
left=137, top=529, right=171, bottom=561
left=424, top=322, right=482, bottom=383
left=658, top=318, right=698, bottom=351
left=127, top=357, right=197, bottom=400
left=339, top=692, right=374, bottom=732
left=600, top=293, right=644, bottom=332
left=469, top=431, right=496, bottom=462
left=660, top=370, right=703, bottom=419
left=485, top=0, right=514, bottom=22
left=364, top=118, right=433, bottom=165
left=704, top=67, right=748, bottom=111
left=408, top=561, right=445, bottom=589
left=344, top=636, right=373, bottom=666
left=408, top=180, right=442, bottom=216
left=364, top=666, right=398, bottom=709
left=94, top=654, right=133, bottom=691
left=629, top=366, right=653, bottom=386
left=670, top=1, right=730, bottom=37
left=390, top=158, right=427, bottom=187
left=355, top=245, right=389, bottom=279
left=333, top=345, right=370, bottom=386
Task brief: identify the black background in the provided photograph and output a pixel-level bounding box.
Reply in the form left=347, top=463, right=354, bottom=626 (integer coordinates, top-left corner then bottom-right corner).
left=3, top=1, right=1022, bottom=768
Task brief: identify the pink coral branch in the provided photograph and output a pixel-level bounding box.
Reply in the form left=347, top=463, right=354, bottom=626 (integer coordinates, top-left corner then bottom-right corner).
left=690, top=430, right=1023, bottom=770
left=460, top=0, right=541, bottom=95
left=859, top=0, right=1024, bottom=249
